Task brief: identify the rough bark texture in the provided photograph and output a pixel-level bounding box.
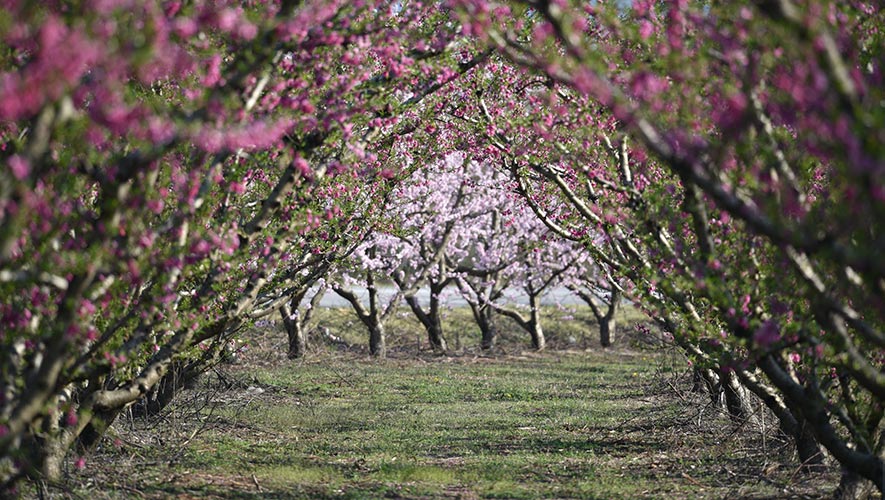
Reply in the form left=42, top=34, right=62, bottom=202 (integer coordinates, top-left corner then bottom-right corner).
left=573, top=286, right=620, bottom=348
left=132, top=360, right=201, bottom=417
left=278, top=285, right=325, bottom=359
left=720, top=369, right=750, bottom=424
left=405, top=282, right=448, bottom=354
left=76, top=408, right=121, bottom=453
left=34, top=435, right=63, bottom=483
left=334, top=270, right=388, bottom=359
left=281, top=302, right=308, bottom=359
left=496, top=291, right=545, bottom=351
left=734, top=367, right=825, bottom=472
left=834, top=469, right=877, bottom=500
left=795, top=421, right=826, bottom=471
left=474, top=305, right=497, bottom=351
left=528, top=294, right=545, bottom=351
left=368, top=322, right=386, bottom=358
left=699, top=367, right=722, bottom=407
left=598, top=315, right=616, bottom=348
left=758, top=355, right=882, bottom=491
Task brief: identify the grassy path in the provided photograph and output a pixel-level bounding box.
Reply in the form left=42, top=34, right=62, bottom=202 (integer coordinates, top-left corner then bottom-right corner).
left=65, top=349, right=834, bottom=499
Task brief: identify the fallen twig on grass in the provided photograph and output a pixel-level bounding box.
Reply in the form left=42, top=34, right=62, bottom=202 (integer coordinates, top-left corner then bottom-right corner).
left=680, top=472, right=703, bottom=486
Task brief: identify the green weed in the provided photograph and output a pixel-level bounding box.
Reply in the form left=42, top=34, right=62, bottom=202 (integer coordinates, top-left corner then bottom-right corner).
left=60, top=327, right=836, bottom=500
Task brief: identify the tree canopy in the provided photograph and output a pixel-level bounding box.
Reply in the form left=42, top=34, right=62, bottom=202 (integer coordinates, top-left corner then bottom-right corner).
left=1, top=0, right=883, bottom=496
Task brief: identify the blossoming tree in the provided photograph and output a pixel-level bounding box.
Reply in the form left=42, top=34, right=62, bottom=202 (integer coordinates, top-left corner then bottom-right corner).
left=0, top=0, right=484, bottom=487
left=449, top=0, right=885, bottom=496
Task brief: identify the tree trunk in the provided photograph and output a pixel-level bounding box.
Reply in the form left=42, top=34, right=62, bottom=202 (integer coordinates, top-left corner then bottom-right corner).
left=496, top=294, right=544, bottom=351
left=756, top=355, right=881, bottom=486
left=427, top=288, right=447, bottom=353
left=36, top=436, right=64, bottom=483
left=720, top=369, right=749, bottom=424
left=27, top=400, right=66, bottom=483
left=405, top=290, right=448, bottom=354
left=691, top=366, right=706, bottom=393
left=734, top=367, right=825, bottom=473
left=458, top=277, right=499, bottom=351
left=572, top=285, right=620, bottom=348
left=366, top=266, right=387, bottom=359
left=280, top=302, right=307, bottom=359
left=529, top=294, right=545, bottom=351
left=368, top=321, right=386, bottom=358
left=427, top=319, right=447, bottom=353
left=599, top=289, right=620, bottom=347
left=834, top=468, right=876, bottom=500
left=690, top=364, right=750, bottom=424
left=530, top=324, right=546, bottom=350
left=130, top=360, right=200, bottom=417
left=76, top=408, right=121, bottom=453
left=333, top=283, right=387, bottom=359
left=599, top=314, right=616, bottom=348
left=26, top=401, right=92, bottom=484
left=794, top=419, right=826, bottom=472
left=700, top=367, right=722, bottom=407
left=476, top=305, right=497, bottom=351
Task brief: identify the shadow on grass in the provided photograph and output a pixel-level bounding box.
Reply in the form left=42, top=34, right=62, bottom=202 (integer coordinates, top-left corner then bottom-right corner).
left=63, top=345, right=839, bottom=500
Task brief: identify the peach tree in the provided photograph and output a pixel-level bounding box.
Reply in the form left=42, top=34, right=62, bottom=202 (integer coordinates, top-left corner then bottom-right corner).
left=448, top=0, right=885, bottom=495
left=0, top=0, right=481, bottom=487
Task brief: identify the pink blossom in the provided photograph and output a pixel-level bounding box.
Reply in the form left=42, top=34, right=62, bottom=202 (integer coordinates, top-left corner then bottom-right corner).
left=216, top=9, right=238, bottom=32
left=714, top=93, right=748, bottom=132
left=164, top=1, right=182, bottom=17
left=533, top=21, right=554, bottom=43
left=741, top=294, right=751, bottom=314
left=78, top=299, right=96, bottom=316
left=65, top=410, right=78, bottom=427
left=8, top=155, right=30, bottom=180
left=629, top=71, right=668, bottom=100
left=190, top=239, right=210, bottom=257
left=65, top=324, right=81, bottom=339
left=147, top=199, right=165, bottom=214
left=639, top=20, right=654, bottom=40
left=753, top=320, right=781, bottom=348
left=238, top=22, right=258, bottom=41
left=202, top=54, right=223, bottom=87
left=571, top=68, right=612, bottom=105
left=173, top=17, right=198, bottom=37
left=293, top=157, right=311, bottom=177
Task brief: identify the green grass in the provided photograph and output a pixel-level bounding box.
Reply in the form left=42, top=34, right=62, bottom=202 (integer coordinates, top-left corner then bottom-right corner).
left=58, top=340, right=837, bottom=499
left=174, top=352, right=665, bottom=498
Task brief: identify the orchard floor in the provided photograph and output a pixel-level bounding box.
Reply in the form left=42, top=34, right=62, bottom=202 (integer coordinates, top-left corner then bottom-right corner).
left=40, top=313, right=839, bottom=499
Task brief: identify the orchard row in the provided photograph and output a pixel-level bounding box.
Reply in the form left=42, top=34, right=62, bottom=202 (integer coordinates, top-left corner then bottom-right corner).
left=0, top=1, right=882, bottom=497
